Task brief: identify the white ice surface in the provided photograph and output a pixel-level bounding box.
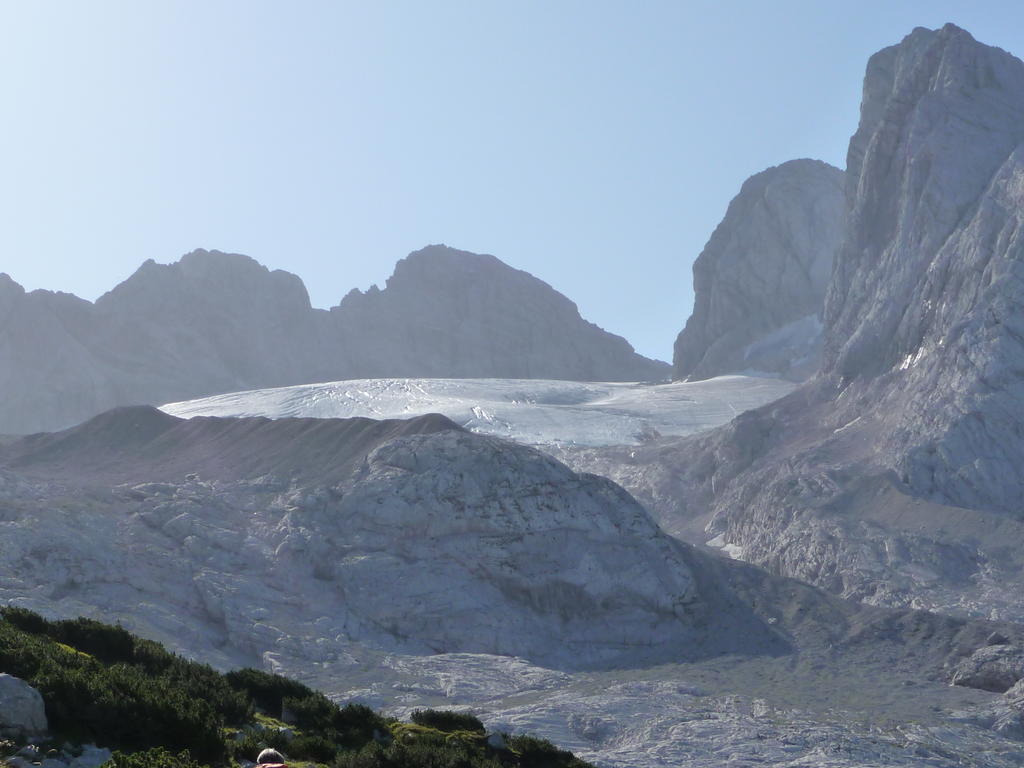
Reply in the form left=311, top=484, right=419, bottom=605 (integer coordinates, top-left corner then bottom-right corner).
left=161, top=375, right=796, bottom=448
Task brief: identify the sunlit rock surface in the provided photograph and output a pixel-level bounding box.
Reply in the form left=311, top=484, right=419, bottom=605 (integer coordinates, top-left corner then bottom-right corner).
left=673, top=159, right=844, bottom=382
left=0, top=407, right=766, bottom=671
left=580, top=25, right=1024, bottom=626
left=3, top=405, right=1024, bottom=767
left=822, top=24, right=1024, bottom=515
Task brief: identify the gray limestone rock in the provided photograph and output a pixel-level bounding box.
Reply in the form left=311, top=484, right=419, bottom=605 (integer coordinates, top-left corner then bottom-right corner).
left=0, top=407, right=785, bottom=671
left=673, top=159, right=844, bottom=381
left=330, top=245, right=667, bottom=382
left=4, top=406, right=1024, bottom=768
left=717, top=24, right=1024, bottom=606
left=823, top=24, right=1024, bottom=515
left=0, top=674, right=47, bottom=738
left=569, top=25, right=1024, bottom=625
left=951, top=645, right=1024, bottom=693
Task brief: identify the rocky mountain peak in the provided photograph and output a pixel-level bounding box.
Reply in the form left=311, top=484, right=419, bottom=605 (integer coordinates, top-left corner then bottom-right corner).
left=97, top=249, right=312, bottom=314
left=592, top=25, right=1024, bottom=625
left=0, top=273, right=26, bottom=305
left=339, top=245, right=573, bottom=313
left=1, top=244, right=667, bottom=434
left=331, top=245, right=668, bottom=382
left=673, top=158, right=844, bottom=381
left=392, top=243, right=509, bottom=278
left=828, top=23, right=1024, bottom=381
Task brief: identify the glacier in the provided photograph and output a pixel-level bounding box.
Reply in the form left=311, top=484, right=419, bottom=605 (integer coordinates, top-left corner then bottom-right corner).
left=161, top=375, right=796, bottom=449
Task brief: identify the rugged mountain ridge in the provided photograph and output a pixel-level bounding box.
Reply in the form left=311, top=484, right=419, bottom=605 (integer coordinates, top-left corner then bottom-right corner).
left=574, top=25, right=1024, bottom=622
left=5, top=407, right=1024, bottom=767
left=822, top=24, right=1024, bottom=513
left=0, top=245, right=667, bottom=435
left=673, top=159, right=844, bottom=381
left=0, top=406, right=777, bottom=672
left=331, top=246, right=663, bottom=382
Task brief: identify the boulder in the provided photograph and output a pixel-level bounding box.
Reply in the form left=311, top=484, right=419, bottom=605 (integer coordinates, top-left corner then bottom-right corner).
left=951, top=645, right=1024, bottom=693
left=0, top=674, right=47, bottom=737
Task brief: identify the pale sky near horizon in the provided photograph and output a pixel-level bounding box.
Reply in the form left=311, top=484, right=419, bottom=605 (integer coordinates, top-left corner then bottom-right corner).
left=2, top=1, right=1023, bottom=362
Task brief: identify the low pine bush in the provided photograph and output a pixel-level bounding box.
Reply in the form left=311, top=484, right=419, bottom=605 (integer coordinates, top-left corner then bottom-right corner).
left=508, top=735, right=593, bottom=768
left=225, top=667, right=315, bottom=720
left=0, top=608, right=596, bottom=768
left=104, top=748, right=209, bottom=768
left=410, top=708, right=486, bottom=733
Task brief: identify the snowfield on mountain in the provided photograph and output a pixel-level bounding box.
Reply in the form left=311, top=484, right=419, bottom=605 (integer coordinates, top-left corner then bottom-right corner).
left=161, top=375, right=796, bottom=448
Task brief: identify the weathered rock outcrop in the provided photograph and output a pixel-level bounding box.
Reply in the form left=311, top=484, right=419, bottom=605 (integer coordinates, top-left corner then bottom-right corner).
left=0, top=674, right=47, bottom=738
left=331, top=246, right=666, bottom=382
left=0, top=407, right=780, bottom=672
left=5, top=407, right=1024, bottom=768
left=952, top=644, right=1024, bottom=693
left=673, top=159, right=844, bottom=381
left=0, top=246, right=666, bottom=434
left=822, top=24, right=1024, bottom=514
left=0, top=251, right=328, bottom=436
left=569, top=25, right=1024, bottom=623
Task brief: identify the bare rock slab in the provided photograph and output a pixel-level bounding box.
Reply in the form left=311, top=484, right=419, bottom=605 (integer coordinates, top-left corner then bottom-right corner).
left=0, top=673, right=47, bottom=738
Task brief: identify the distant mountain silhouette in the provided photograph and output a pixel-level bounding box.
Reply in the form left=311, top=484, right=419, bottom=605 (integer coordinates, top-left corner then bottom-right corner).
left=0, top=245, right=667, bottom=434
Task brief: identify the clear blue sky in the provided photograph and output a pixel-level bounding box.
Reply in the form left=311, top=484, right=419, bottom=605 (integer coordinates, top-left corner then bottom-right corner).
left=2, top=1, right=1023, bottom=362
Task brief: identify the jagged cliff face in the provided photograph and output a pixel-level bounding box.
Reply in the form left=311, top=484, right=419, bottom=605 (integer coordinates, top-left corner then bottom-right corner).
left=332, top=245, right=668, bottom=382
left=673, top=159, right=844, bottom=381
left=94, top=250, right=324, bottom=397
left=0, top=246, right=666, bottom=435
left=568, top=25, right=1024, bottom=621
left=0, top=251, right=328, bottom=435
left=0, top=276, right=110, bottom=436
left=823, top=24, right=1024, bottom=514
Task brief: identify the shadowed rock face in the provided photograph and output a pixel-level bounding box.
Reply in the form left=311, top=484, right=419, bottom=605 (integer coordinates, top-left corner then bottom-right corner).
left=568, top=25, right=1024, bottom=623
left=330, top=245, right=669, bottom=382
left=0, top=246, right=667, bottom=435
left=673, top=159, right=844, bottom=381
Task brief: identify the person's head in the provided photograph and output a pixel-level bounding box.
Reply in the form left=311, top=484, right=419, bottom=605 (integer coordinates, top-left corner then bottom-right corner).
left=257, top=748, right=285, bottom=765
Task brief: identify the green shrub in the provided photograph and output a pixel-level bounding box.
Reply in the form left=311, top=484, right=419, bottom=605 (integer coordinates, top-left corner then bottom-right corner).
left=410, top=709, right=485, bottom=734
left=283, top=694, right=385, bottom=750
left=288, top=733, right=339, bottom=763
left=334, top=737, right=505, bottom=768
left=1, top=606, right=49, bottom=635
left=228, top=730, right=292, bottom=764
left=225, top=668, right=315, bottom=719
left=0, top=606, right=252, bottom=731
left=0, top=612, right=229, bottom=763
left=102, top=747, right=210, bottom=768
left=52, top=617, right=135, bottom=665
left=282, top=691, right=337, bottom=729
left=507, top=735, right=592, bottom=768
left=0, top=608, right=596, bottom=768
